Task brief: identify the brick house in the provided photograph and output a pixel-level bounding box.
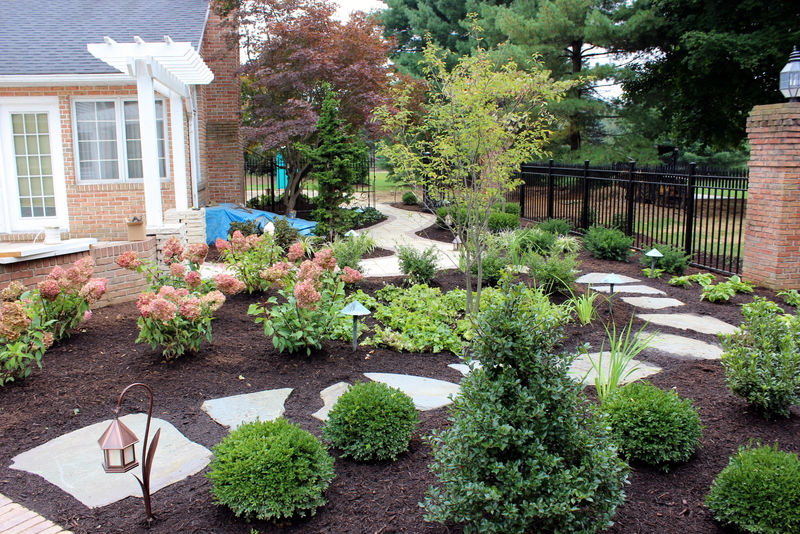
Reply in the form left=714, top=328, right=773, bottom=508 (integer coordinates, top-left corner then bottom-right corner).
left=0, top=0, right=243, bottom=302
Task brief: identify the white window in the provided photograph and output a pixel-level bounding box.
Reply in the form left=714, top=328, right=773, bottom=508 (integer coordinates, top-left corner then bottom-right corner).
left=73, top=98, right=167, bottom=182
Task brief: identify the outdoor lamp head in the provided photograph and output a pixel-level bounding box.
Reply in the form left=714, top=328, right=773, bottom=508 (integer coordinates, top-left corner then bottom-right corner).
left=645, top=248, right=663, bottom=259
left=780, top=47, right=800, bottom=102
left=98, top=417, right=140, bottom=473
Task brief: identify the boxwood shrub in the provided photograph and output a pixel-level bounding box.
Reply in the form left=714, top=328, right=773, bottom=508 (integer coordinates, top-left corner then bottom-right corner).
left=583, top=225, right=634, bottom=261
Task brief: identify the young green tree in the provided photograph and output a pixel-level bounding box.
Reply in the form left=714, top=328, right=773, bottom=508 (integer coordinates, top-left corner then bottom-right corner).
left=300, top=86, right=368, bottom=238
left=376, top=34, right=571, bottom=315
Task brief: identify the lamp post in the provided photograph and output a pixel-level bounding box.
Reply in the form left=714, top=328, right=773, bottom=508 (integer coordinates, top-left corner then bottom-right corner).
left=341, top=301, right=371, bottom=351
left=98, top=383, right=161, bottom=524
left=600, top=273, right=625, bottom=313
left=644, top=248, right=663, bottom=277
left=780, top=47, right=800, bottom=102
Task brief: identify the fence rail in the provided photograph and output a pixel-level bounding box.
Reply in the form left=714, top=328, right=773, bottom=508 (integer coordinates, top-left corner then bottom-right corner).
left=508, top=160, right=749, bottom=274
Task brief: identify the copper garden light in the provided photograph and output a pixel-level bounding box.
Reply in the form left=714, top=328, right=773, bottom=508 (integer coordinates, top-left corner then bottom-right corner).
left=98, top=383, right=161, bottom=524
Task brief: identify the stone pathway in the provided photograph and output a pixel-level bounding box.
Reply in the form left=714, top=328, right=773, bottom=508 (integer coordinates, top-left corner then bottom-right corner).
left=0, top=494, right=72, bottom=534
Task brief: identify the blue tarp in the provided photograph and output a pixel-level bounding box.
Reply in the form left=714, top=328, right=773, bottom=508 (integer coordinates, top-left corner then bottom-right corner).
left=205, top=203, right=317, bottom=245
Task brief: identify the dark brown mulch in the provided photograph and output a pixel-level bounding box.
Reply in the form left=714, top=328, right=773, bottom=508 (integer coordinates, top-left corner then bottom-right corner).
left=1, top=256, right=797, bottom=534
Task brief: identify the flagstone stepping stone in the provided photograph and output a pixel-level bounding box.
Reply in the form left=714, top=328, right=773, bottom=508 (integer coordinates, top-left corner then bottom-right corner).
left=645, top=332, right=724, bottom=360
left=10, top=413, right=211, bottom=509
left=637, top=313, right=738, bottom=335
left=201, top=388, right=292, bottom=429
left=448, top=360, right=483, bottom=376
left=622, top=296, right=685, bottom=309
left=364, top=373, right=460, bottom=411
left=569, top=353, right=662, bottom=385
left=594, top=285, right=666, bottom=295
left=576, top=273, right=639, bottom=284
left=312, top=382, right=351, bottom=421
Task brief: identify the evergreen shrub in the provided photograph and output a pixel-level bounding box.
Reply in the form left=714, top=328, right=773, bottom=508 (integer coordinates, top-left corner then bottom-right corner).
left=639, top=243, right=691, bottom=274
left=207, top=418, right=335, bottom=522
left=396, top=244, right=439, bottom=285
left=538, top=218, right=573, bottom=235
left=583, top=225, right=634, bottom=261
left=402, top=191, right=418, bottom=205
left=487, top=211, right=520, bottom=232
left=323, top=381, right=419, bottom=461
left=601, top=381, right=702, bottom=470
left=706, top=442, right=800, bottom=534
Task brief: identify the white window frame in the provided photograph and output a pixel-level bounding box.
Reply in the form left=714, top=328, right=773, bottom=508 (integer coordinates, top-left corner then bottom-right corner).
left=72, top=96, right=170, bottom=183
left=0, top=97, right=69, bottom=233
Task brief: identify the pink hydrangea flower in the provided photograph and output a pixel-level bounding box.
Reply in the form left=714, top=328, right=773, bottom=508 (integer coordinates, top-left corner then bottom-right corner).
left=213, top=274, right=245, bottom=295
left=149, top=298, right=178, bottom=322
left=83, top=310, right=93, bottom=322
left=37, top=279, right=61, bottom=301
left=182, top=243, right=209, bottom=265
left=136, top=292, right=156, bottom=317
left=41, top=331, right=54, bottom=350
left=215, top=238, right=231, bottom=252
left=294, top=280, right=321, bottom=310
left=46, top=266, right=64, bottom=281
left=180, top=297, right=204, bottom=321
left=79, top=278, right=108, bottom=304
left=116, top=250, right=141, bottom=270
left=287, top=242, right=305, bottom=262
left=340, top=267, right=364, bottom=284
left=260, top=262, right=292, bottom=286
left=161, top=237, right=184, bottom=264
left=313, top=248, right=337, bottom=271
left=0, top=301, right=30, bottom=341
left=229, top=231, right=251, bottom=254
left=201, top=290, right=226, bottom=312
left=1, top=281, right=26, bottom=302
left=297, top=260, right=323, bottom=287
left=170, top=263, right=186, bottom=277
left=184, top=270, right=202, bottom=289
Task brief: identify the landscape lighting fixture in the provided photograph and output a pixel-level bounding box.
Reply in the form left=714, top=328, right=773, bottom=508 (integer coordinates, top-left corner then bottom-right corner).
left=98, top=383, right=161, bottom=524
left=780, top=47, right=800, bottom=102
left=644, top=248, right=663, bottom=277
left=600, top=273, right=625, bottom=313
left=452, top=235, right=462, bottom=251
left=341, top=301, right=371, bottom=351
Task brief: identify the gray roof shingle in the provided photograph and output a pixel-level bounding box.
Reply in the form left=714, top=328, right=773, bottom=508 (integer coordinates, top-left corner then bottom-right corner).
left=0, top=0, right=210, bottom=76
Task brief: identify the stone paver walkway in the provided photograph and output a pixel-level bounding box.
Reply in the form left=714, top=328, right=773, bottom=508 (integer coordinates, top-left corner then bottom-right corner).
left=0, top=494, right=71, bottom=534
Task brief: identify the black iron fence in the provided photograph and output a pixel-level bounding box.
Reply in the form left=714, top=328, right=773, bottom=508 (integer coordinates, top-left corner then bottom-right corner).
left=243, top=151, right=375, bottom=219
left=508, top=160, right=749, bottom=274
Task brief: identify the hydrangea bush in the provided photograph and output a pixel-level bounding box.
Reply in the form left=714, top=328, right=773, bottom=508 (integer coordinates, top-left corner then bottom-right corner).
left=117, top=237, right=244, bottom=359
left=1, top=283, right=54, bottom=385
left=249, top=246, right=363, bottom=355
left=215, top=230, right=282, bottom=292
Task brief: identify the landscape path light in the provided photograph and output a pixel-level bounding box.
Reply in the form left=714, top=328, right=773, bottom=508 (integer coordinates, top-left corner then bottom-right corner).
left=780, top=46, right=800, bottom=102
left=341, top=301, right=371, bottom=351
left=644, top=248, right=663, bottom=277
left=452, top=235, right=462, bottom=251
left=600, top=273, right=626, bottom=313
left=98, top=383, right=161, bottom=524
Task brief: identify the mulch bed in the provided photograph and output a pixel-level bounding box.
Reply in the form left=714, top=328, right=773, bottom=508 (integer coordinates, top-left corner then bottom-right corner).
left=1, top=239, right=798, bottom=534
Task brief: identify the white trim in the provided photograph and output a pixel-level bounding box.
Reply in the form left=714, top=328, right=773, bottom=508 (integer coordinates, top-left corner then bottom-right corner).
left=0, top=74, right=132, bottom=87
left=134, top=58, right=164, bottom=227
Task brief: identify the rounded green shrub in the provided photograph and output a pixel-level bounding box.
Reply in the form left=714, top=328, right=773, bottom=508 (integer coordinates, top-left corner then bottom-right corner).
left=517, top=227, right=557, bottom=255
left=207, top=418, right=335, bottom=521
left=601, top=381, right=702, bottom=470
left=706, top=442, right=800, bottom=534
left=401, top=191, right=418, bottom=205
left=322, top=381, right=419, bottom=461
left=491, top=202, right=521, bottom=216
left=639, top=242, right=691, bottom=274
left=435, top=206, right=467, bottom=229
left=538, top=218, right=573, bottom=235
left=488, top=211, right=520, bottom=232
left=583, top=225, right=634, bottom=261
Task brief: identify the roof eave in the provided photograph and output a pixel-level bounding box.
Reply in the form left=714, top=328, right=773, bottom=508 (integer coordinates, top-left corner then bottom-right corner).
left=0, top=73, right=133, bottom=87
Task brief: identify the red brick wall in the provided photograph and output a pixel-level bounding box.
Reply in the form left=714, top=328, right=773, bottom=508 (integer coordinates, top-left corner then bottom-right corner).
left=0, top=238, right=157, bottom=307
left=742, top=102, right=800, bottom=290
left=197, top=9, right=244, bottom=207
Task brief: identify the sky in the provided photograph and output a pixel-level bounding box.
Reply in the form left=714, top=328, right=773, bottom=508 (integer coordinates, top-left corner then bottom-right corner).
left=333, top=0, right=387, bottom=21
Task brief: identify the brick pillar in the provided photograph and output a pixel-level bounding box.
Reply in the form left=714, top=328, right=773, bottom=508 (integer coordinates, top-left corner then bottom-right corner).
left=742, top=102, right=800, bottom=290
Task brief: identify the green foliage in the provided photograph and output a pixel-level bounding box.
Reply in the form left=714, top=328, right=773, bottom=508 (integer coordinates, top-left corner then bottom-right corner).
left=228, top=220, right=263, bottom=237
left=396, top=244, right=439, bottom=285
left=516, top=227, right=557, bottom=255
left=590, top=319, right=656, bottom=401
left=668, top=272, right=715, bottom=288
left=423, top=284, right=627, bottom=533
left=208, top=418, right=335, bottom=522
left=639, top=243, right=691, bottom=275
left=582, top=225, right=634, bottom=262
left=701, top=275, right=755, bottom=303
left=487, top=211, right=520, bottom=232
left=351, top=207, right=386, bottom=229
left=538, top=218, right=573, bottom=235
left=0, top=300, right=52, bottom=386
left=328, top=232, right=376, bottom=272
left=642, top=267, right=665, bottom=279
left=567, top=288, right=599, bottom=326
left=719, top=297, right=800, bottom=418
left=778, top=289, right=800, bottom=308
left=465, top=247, right=506, bottom=286
left=322, top=381, right=419, bottom=461
left=527, top=252, right=579, bottom=295
left=601, top=381, right=702, bottom=470
left=216, top=231, right=283, bottom=293
left=551, top=234, right=582, bottom=254
left=435, top=205, right=467, bottom=229
left=706, top=442, right=800, bottom=534
left=401, top=191, right=418, bottom=205
left=272, top=217, right=301, bottom=253
left=491, top=202, right=521, bottom=216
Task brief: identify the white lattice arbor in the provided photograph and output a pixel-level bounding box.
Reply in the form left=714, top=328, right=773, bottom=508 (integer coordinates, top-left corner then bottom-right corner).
left=88, top=37, right=214, bottom=227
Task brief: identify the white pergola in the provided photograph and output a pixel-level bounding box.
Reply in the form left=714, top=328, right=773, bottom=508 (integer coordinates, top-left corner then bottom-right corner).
left=88, top=37, right=214, bottom=227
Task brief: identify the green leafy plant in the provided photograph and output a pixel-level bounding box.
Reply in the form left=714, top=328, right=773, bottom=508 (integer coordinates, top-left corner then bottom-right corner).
left=778, top=289, right=800, bottom=307
left=538, top=218, right=573, bottom=235
left=701, top=275, right=754, bottom=303
left=322, top=381, right=419, bottom=461
left=351, top=206, right=386, bottom=228
left=272, top=216, right=301, bottom=252
left=668, top=272, right=715, bottom=288
left=435, top=205, right=468, bottom=230
left=552, top=234, right=582, bottom=254
left=589, top=319, right=657, bottom=401
left=719, top=297, right=800, bottom=418
left=465, top=245, right=507, bottom=286
left=208, top=418, right=335, bottom=522
left=249, top=248, right=362, bottom=354
left=423, top=283, right=627, bottom=533
left=567, top=288, right=599, bottom=325
left=228, top=219, right=263, bottom=237
left=582, top=225, right=634, bottom=262
left=0, top=299, right=53, bottom=386
left=601, top=381, right=702, bottom=470
left=527, top=252, right=579, bottom=295
left=490, top=201, right=521, bottom=216
left=401, top=191, right=418, bottom=205
left=487, top=210, right=520, bottom=232
left=517, top=227, right=557, bottom=255
left=642, top=267, right=665, bottom=279
left=396, top=244, right=439, bottom=285
left=639, top=243, right=691, bottom=275
left=328, top=232, right=376, bottom=272
left=215, top=231, right=283, bottom=292
left=706, top=442, right=800, bottom=534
